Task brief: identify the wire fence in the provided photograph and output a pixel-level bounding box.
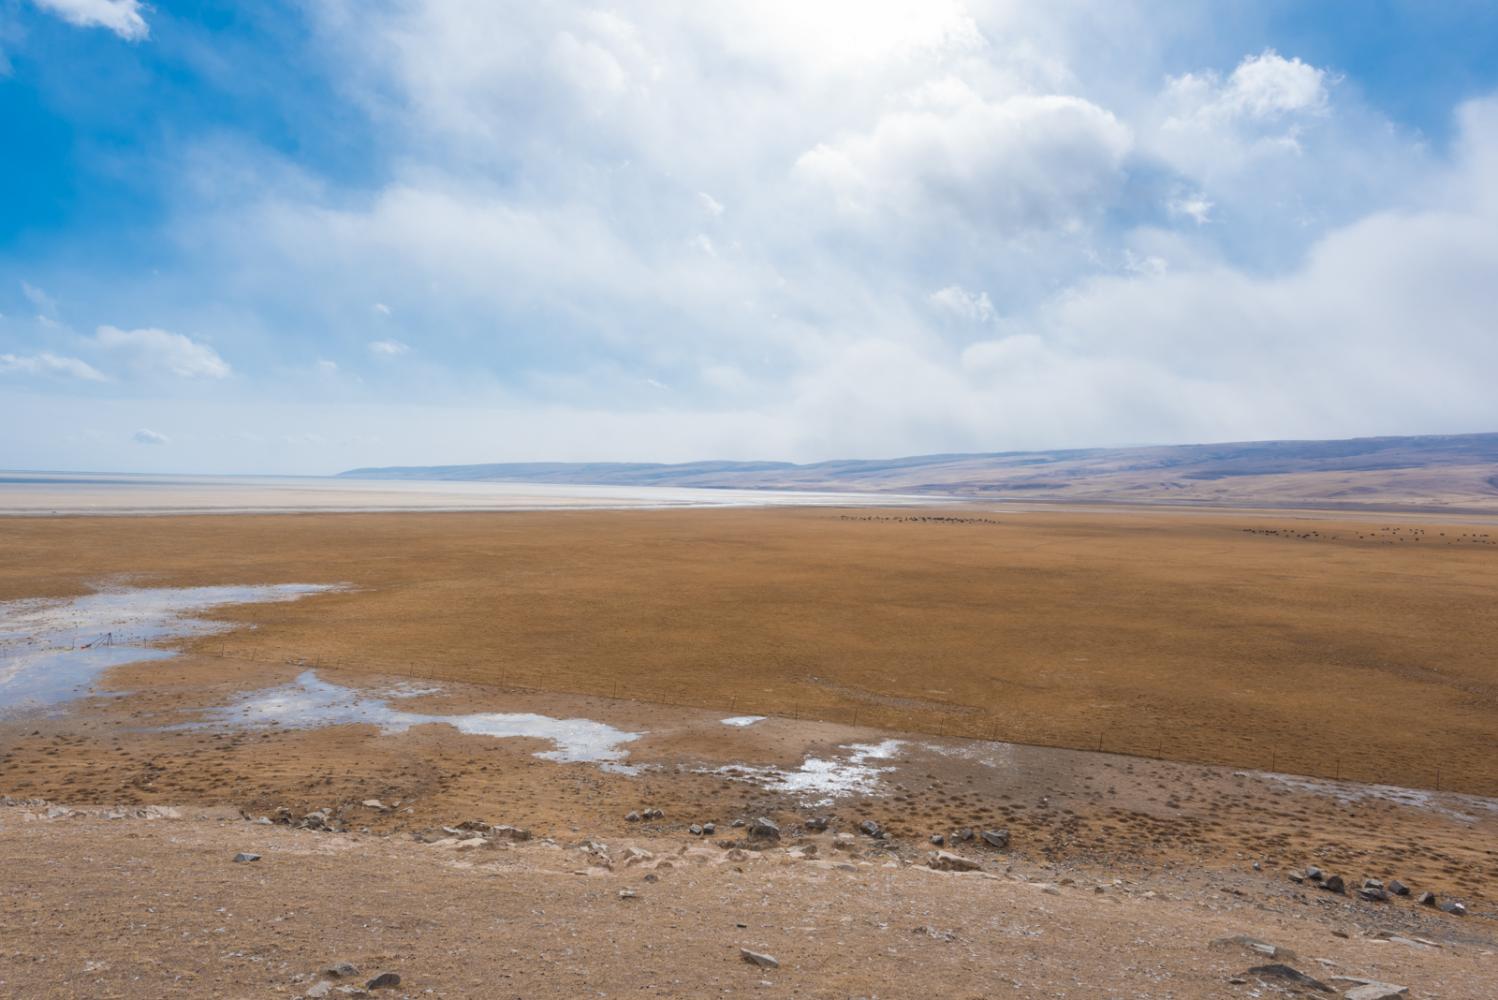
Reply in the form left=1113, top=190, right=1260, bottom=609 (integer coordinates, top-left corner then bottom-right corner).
left=188, top=640, right=1494, bottom=798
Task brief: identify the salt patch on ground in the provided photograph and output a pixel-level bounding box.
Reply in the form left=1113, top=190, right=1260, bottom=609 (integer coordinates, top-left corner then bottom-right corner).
left=1245, top=770, right=1498, bottom=823
left=710, top=739, right=904, bottom=805
left=720, top=716, right=766, bottom=727
left=0, top=584, right=340, bottom=717
left=197, top=670, right=643, bottom=769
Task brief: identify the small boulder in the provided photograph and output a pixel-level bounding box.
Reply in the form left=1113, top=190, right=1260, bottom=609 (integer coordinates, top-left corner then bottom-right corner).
left=1438, top=900, right=1467, bottom=916
left=1416, top=891, right=1437, bottom=907
left=1387, top=879, right=1409, bottom=896
left=233, top=852, right=261, bottom=864
left=979, top=828, right=1010, bottom=850
left=702, top=822, right=715, bottom=835
left=928, top=850, right=980, bottom=872
left=748, top=817, right=780, bottom=841
left=324, top=962, right=358, bottom=978
left=804, top=816, right=830, bottom=832
left=1246, top=964, right=1331, bottom=993
left=1322, top=874, right=1345, bottom=894
left=858, top=819, right=883, bottom=839
left=930, top=834, right=945, bottom=846
left=1344, top=983, right=1409, bottom=1000
left=366, top=972, right=401, bottom=990
left=625, top=811, right=641, bottom=822
left=740, top=948, right=779, bottom=969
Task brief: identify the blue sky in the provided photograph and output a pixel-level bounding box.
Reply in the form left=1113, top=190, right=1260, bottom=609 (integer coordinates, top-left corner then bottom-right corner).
left=3, top=1, right=1498, bottom=474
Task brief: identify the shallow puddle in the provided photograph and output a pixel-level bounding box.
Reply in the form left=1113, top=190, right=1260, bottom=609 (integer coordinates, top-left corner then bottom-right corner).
left=0, top=584, right=340, bottom=717
left=194, top=670, right=643, bottom=768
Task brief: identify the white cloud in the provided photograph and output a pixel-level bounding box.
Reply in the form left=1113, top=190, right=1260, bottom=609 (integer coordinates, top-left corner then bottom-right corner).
left=21, top=281, right=57, bottom=315
left=928, top=285, right=994, bottom=323
left=697, top=192, right=725, bottom=217
left=93, top=326, right=231, bottom=379
left=30, top=0, right=148, bottom=41
left=796, top=87, right=1132, bottom=230
left=373, top=302, right=392, bottom=315
left=0, top=352, right=108, bottom=381
left=368, top=339, right=410, bottom=356
left=1165, top=50, right=1328, bottom=126
left=132, top=428, right=168, bottom=445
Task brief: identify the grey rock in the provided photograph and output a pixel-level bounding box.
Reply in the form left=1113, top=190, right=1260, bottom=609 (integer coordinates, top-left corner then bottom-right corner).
left=625, top=811, right=641, bottom=822
left=979, top=828, right=1010, bottom=850
left=804, top=816, right=829, bottom=832
left=748, top=816, right=780, bottom=841
left=689, top=824, right=704, bottom=836
left=740, top=948, right=779, bottom=969
left=1305, top=866, right=1324, bottom=881
left=1340, top=981, right=1409, bottom=1000
left=366, top=971, right=401, bottom=989
left=325, top=962, right=359, bottom=978
left=233, top=852, right=261, bottom=863
left=858, top=819, right=883, bottom=839
left=1322, top=874, right=1345, bottom=893
left=1438, top=900, right=1467, bottom=916
left=702, top=822, right=715, bottom=835
left=1416, top=891, right=1437, bottom=907
left=1387, top=879, right=1409, bottom=896
left=930, top=834, right=944, bottom=846
left=1211, top=935, right=1294, bottom=961
left=643, top=808, right=664, bottom=820
left=928, top=850, right=981, bottom=872
left=1358, top=887, right=1390, bottom=902
left=304, top=982, right=333, bottom=999
left=730, top=819, right=745, bottom=828
left=1246, top=964, right=1332, bottom=993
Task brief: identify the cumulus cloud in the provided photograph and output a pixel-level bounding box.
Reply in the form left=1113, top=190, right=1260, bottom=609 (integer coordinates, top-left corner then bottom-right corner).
left=30, top=0, right=148, bottom=41
left=132, top=428, right=168, bottom=445
left=1164, top=50, right=1329, bottom=126
left=0, top=352, right=108, bottom=381
left=93, top=326, right=231, bottom=379
left=796, top=87, right=1132, bottom=230
left=928, top=285, right=994, bottom=323
left=368, top=339, right=410, bottom=356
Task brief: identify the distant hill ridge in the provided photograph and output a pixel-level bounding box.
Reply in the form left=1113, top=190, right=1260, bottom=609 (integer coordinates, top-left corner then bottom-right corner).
left=340, top=432, right=1498, bottom=510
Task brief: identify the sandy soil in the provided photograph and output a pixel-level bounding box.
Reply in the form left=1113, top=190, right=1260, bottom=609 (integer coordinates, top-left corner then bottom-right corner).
left=3, top=507, right=1497, bottom=794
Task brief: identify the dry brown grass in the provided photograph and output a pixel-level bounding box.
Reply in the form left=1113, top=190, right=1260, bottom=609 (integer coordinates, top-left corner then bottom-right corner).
left=5, top=506, right=1498, bottom=794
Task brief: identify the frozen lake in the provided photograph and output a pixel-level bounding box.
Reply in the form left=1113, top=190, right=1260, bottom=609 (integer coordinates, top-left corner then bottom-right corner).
left=0, top=471, right=938, bottom=516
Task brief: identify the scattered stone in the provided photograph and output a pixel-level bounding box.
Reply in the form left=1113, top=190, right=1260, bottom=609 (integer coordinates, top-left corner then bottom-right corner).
left=748, top=817, right=780, bottom=841
left=858, top=819, right=883, bottom=839
left=1361, top=878, right=1383, bottom=890
left=1416, top=891, right=1437, bottom=907
left=1335, top=979, right=1409, bottom=1000
left=233, top=852, right=261, bottom=863
left=1246, top=964, right=1332, bottom=993
left=1288, top=871, right=1306, bottom=884
left=1305, top=866, right=1324, bottom=882
left=1211, top=935, right=1294, bottom=961
left=618, top=889, right=637, bottom=900
left=1387, top=879, right=1409, bottom=896
left=804, top=816, right=830, bottom=832
left=625, top=811, right=641, bottom=822
left=689, top=824, right=704, bottom=836
left=739, top=948, right=779, bottom=969
left=951, top=828, right=974, bottom=843
left=979, top=828, right=1010, bottom=850
left=325, top=962, right=359, bottom=978
left=1438, top=900, right=1467, bottom=916
left=730, top=819, right=745, bottom=828
left=643, top=808, right=664, bottom=820
left=1358, top=887, right=1391, bottom=902
left=304, top=982, right=333, bottom=998
left=832, top=832, right=855, bottom=850
left=1322, top=875, right=1345, bottom=894
left=491, top=824, right=532, bottom=842
left=702, top=822, right=715, bottom=835
left=253, top=816, right=272, bottom=826
left=928, top=851, right=980, bottom=873
left=361, top=799, right=387, bottom=811
left=366, top=972, right=401, bottom=990
left=930, top=834, right=944, bottom=846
